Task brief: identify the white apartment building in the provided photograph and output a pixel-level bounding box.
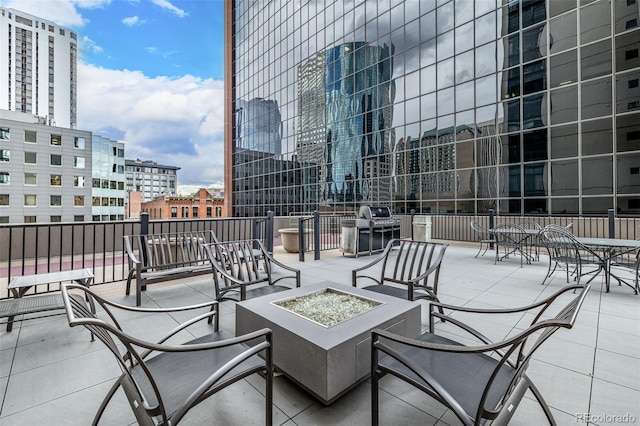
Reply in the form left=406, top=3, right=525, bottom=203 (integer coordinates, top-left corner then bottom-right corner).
left=92, top=135, right=125, bottom=221
left=0, top=7, right=77, bottom=129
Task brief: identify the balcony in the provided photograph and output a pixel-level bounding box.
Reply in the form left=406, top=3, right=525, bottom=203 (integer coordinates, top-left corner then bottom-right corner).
left=1, top=240, right=638, bottom=425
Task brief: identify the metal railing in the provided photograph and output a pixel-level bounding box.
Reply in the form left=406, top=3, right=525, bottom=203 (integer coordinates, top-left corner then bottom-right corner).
left=3, top=209, right=638, bottom=295
left=1, top=214, right=272, bottom=297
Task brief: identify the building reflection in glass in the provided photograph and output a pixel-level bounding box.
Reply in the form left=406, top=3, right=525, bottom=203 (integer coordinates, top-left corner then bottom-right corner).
left=229, top=0, right=640, bottom=216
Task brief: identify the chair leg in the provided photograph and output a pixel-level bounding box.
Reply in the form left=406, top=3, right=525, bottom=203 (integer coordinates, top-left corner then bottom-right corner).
left=371, top=370, right=380, bottom=426
left=526, top=376, right=557, bottom=426
left=92, top=378, right=123, bottom=426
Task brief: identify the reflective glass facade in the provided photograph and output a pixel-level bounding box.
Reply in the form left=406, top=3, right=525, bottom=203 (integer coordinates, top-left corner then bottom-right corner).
left=227, top=0, right=640, bottom=216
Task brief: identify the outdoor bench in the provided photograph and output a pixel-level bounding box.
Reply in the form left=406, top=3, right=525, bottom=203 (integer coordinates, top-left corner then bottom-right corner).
left=1, top=268, right=94, bottom=332
left=124, top=230, right=218, bottom=306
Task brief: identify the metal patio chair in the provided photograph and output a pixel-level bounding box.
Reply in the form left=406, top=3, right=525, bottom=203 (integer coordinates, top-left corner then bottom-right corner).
left=203, top=239, right=300, bottom=304
left=61, top=283, right=274, bottom=426
left=539, top=226, right=605, bottom=286
left=470, top=220, right=496, bottom=258
left=371, top=284, right=590, bottom=426
left=610, top=239, right=640, bottom=294
left=517, top=220, right=543, bottom=260
left=352, top=239, right=448, bottom=306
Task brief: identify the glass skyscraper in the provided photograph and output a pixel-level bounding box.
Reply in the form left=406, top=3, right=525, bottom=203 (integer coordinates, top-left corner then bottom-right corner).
left=225, top=0, right=640, bottom=217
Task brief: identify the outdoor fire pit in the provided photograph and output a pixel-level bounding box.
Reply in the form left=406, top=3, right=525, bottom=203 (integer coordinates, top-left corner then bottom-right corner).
left=236, top=282, right=420, bottom=404
left=273, top=287, right=382, bottom=327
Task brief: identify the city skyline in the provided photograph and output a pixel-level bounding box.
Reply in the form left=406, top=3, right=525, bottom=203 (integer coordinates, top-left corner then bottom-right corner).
left=0, top=0, right=226, bottom=191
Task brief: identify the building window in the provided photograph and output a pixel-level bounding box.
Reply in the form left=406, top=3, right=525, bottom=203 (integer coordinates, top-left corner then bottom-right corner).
left=24, top=173, right=37, bottom=185
left=626, top=19, right=638, bottom=29
left=50, top=195, right=62, bottom=206
left=626, top=49, right=639, bottom=60
left=24, top=130, right=37, bottom=143
left=206, top=206, right=212, bottom=217
left=74, top=156, right=85, bottom=168
left=0, top=127, right=9, bottom=140
left=92, top=178, right=101, bottom=188
left=74, top=195, right=85, bottom=206
left=51, top=154, right=62, bottom=166
left=0, top=172, right=9, bottom=184
left=50, top=216, right=62, bottom=222
left=25, top=152, right=37, bottom=164
left=631, top=167, right=640, bottom=175
left=24, top=194, right=37, bottom=206
left=171, top=207, right=178, bottom=218
left=0, top=149, right=9, bottom=162
left=50, top=134, right=62, bottom=146
left=92, top=197, right=100, bottom=206
left=24, top=216, right=37, bottom=223
left=74, top=137, right=85, bottom=149
left=74, top=176, right=85, bottom=187
left=192, top=206, right=199, bottom=217
left=74, top=215, right=84, bottom=222
left=118, top=182, right=124, bottom=190
left=0, top=194, right=9, bottom=206
left=101, top=197, right=108, bottom=206
left=182, top=206, right=189, bottom=217
left=50, top=174, right=62, bottom=186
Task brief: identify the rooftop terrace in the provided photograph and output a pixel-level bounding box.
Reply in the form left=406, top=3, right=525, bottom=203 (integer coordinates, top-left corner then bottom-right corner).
left=1, top=242, right=638, bottom=425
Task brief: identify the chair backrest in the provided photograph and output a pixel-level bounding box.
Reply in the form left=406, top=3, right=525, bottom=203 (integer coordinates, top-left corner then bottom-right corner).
left=60, top=284, right=172, bottom=423
left=540, top=225, right=581, bottom=263
left=470, top=220, right=491, bottom=240
left=380, top=239, right=448, bottom=288
left=126, top=230, right=218, bottom=270
left=203, top=239, right=270, bottom=292
left=517, top=220, right=542, bottom=230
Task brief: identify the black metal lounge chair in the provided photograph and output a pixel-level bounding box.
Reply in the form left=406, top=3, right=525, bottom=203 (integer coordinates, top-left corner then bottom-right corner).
left=60, top=283, right=273, bottom=426
left=352, top=239, right=448, bottom=304
left=203, top=239, right=300, bottom=303
left=539, top=226, right=605, bottom=286
left=470, top=220, right=496, bottom=258
left=371, top=283, right=590, bottom=426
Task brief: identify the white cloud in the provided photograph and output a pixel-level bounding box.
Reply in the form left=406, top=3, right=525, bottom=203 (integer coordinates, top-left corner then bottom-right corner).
left=1, top=0, right=92, bottom=26
left=81, top=35, right=103, bottom=54
left=122, top=15, right=146, bottom=27
left=78, top=64, right=225, bottom=187
left=151, top=0, right=187, bottom=18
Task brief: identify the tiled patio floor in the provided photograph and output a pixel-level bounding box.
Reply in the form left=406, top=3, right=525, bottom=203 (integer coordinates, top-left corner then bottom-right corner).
left=1, top=242, right=638, bottom=425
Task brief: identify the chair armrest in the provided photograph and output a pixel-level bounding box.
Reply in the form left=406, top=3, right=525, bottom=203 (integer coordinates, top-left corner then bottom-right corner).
left=170, top=328, right=272, bottom=424
left=407, top=246, right=447, bottom=288
left=351, top=240, right=396, bottom=286
left=123, top=236, right=141, bottom=265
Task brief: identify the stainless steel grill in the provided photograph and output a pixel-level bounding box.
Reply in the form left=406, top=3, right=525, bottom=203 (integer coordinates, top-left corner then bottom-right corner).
left=341, top=206, right=400, bottom=256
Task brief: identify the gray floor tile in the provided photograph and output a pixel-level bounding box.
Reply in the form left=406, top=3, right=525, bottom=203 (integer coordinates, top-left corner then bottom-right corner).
left=593, top=349, right=640, bottom=391
left=589, top=378, right=640, bottom=423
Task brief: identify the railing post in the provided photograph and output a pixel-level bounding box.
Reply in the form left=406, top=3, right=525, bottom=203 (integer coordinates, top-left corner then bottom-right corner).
left=410, top=209, right=416, bottom=240
left=266, top=211, right=274, bottom=253
left=140, top=212, right=149, bottom=236
left=140, top=212, right=149, bottom=267
left=314, top=210, right=320, bottom=260
left=608, top=208, right=615, bottom=239
left=489, top=209, right=495, bottom=249
left=299, top=216, right=305, bottom=262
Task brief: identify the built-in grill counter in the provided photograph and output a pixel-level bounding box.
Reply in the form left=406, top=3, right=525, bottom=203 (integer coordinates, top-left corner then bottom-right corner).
left=341, top=206, right=401, bottom=256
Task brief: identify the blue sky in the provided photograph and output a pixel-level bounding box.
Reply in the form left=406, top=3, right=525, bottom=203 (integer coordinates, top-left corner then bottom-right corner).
left=0, top=0, right=226, bottom=192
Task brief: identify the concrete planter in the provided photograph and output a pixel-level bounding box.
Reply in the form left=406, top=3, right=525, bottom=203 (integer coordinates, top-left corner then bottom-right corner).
left=279, top=228, right=311, bottom=253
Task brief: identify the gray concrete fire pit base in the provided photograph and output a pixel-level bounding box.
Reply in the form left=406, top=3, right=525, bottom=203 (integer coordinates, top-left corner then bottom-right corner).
left=236, top=281, right=421, bottom=405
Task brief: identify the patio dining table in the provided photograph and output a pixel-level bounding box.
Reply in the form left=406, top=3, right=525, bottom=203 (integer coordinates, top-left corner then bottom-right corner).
left=575, top=237, right=640, bottom=294
left=491, top=227, right=541, bottom=265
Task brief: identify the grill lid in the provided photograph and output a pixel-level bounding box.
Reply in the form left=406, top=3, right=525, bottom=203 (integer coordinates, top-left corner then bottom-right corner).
left=358, top=206, right=392, bottom=220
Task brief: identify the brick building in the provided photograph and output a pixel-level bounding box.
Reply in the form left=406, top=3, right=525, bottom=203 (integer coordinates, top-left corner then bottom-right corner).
left=141, top=188, right=224, bottom=219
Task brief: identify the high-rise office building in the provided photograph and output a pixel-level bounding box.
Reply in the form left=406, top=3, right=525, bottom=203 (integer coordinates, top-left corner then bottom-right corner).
left=225, top=0, right=640, bottom=216
left=0, top=7, right=78, bottom=129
